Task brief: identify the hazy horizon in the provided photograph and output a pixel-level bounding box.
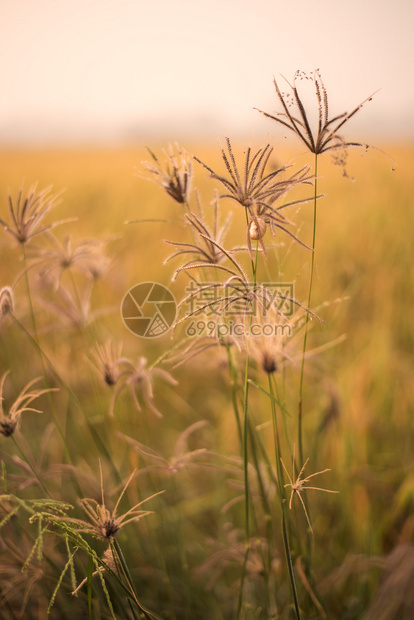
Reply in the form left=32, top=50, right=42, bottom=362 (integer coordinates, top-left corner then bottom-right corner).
left=1, top=0, right=413, bottom=147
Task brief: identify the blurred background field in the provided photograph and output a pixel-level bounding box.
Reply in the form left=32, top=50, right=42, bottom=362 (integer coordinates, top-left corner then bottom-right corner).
left=2, top=0, right=414, bottom=615
left=0, top=141, right=413, bottom=618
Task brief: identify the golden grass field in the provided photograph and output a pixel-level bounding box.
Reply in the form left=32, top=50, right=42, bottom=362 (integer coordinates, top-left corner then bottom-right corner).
left=0, top=141, right=413, bottom=619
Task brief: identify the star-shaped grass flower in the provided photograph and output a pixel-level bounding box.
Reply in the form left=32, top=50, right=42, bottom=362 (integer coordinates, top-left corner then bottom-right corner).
left=0, top=184, right=66, bottom=245
left=194, top=138, right=314, bottom=255
left=281, top=448, right=338, bottom=534
left=73, top=463, right=163, bottom=541
left=255, top=69, right=376, bottom=156
left=255, top=69, right=375, bottom=166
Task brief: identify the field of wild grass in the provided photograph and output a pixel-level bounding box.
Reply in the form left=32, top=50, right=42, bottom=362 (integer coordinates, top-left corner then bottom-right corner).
left=0, top=138, right=413, bottom=620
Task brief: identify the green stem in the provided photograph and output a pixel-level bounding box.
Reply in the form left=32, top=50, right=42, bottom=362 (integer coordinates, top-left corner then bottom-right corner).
left=298, top=153, right=319, bottom=468
left=22, top=245, right=37, bottom=333
left=226, top=346, right=243, bottom=447
left=268, top=376, right=284, bottom=498
left=297, top=153, right=319, bottom=586
left=247, top=419, right=273, bottom=613
left=112, top=539, right=163, bottom=620
left=245, top=210, right=259, bottom=286
left=269, top=375, right=301, bottom=619
left=237, top=234, right=259, bottom=618
left=282, top=507, right=302, bottom=620
left=242, top=347, right=250, bottom=543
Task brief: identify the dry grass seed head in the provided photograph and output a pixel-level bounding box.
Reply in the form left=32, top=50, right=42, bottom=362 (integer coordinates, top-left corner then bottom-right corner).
left=171, top=240, right=272, bottom=329
left=141, top=144, right=192, bottom=204
left=90, top=340, right=129, bottom=386
left=28, top=233, right=110, bottom=287
left=194, top=138, right=314, bottom=256
left=194, top=139, right=290, bottom=209
left=281, top=447, right=338, bottom=534
left=37, top=278, right=110, bottom=329
left=164, top=193, right=233, bottom=268
left=0, top=287, right=14, bottom=324
left=120, top=420, right=209, bottom=476
left=175, top=280, right=276, bottom=331
left=255, top=69, right=376, bottom=162
left=109, top=356, right=177, bottom=418
left=77, top=461, right=163, bottom=540
left=247, top=301, right=329, bottom=378
left=171, top=234, right=289, bottom=324
left=250, top=315, right=293, bottom=374
left=0, top=184, right=66, bottom=245
left=195, top=522, right=280, bottom=590
left=0, top=371, right=58, bottom=437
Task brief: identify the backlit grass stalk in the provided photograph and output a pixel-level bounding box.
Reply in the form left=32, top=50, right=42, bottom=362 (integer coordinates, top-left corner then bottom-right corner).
left=296, top=154, right=319, bottom=584
left=237, top=239, right=261, bottom=618
left=298, top=153, right=318, bottom=467
left=226, top=346, right=243, bottom=446
left=268, top=374, right=302, bottom=619
left=111, top=538, right=163, bottom=620
left=227, top=345, right=275, bottom=616
left=256, top=69, right=377, bottom=466
left=247, top=418, right=274, bottom=613
left=227, top=348, right=275, bottom=615
left=236, top=327, right=252, bottom=620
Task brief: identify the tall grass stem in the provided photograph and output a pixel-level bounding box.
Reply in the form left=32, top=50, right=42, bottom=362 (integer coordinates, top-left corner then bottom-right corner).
left=298, top=153, right=319, bottom=467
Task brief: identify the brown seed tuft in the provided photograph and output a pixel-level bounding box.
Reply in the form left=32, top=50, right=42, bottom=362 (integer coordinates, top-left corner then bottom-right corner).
left=261, top=351, right=278, bottom=374
left=141, top=144, right=192, bottom=204
left=100, top=518, right=120, bottom=540
left=0, top=287, right=14, bottom=323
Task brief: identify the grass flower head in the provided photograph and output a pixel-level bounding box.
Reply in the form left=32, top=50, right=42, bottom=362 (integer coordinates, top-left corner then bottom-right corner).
left=194, top=138, right=314, bottom=254
left=0, top=184, right=64, bottom=245
left=0, top=371, right=57, bottom=438
left=141, top=144, right=192, bottom=204
left=75, top=462, right=163, bottom=540
left=247, top=306, right=308, bottom=375
left=28, top=234, right=110, bottom=287
left=281, top=448, right=338, bottom=533
left=165, top=193, right=232, bottom=268
left=256, top=69, right=375, bottom=157
left=90, top=340, right=126, bottom=386
left=109, top=355, right=177, bottom=418
left=0, top=286, right=14, bottom=324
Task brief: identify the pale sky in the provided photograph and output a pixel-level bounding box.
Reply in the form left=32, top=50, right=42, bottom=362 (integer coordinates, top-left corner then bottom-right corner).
left=0, top=0, right=413, bottom=145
